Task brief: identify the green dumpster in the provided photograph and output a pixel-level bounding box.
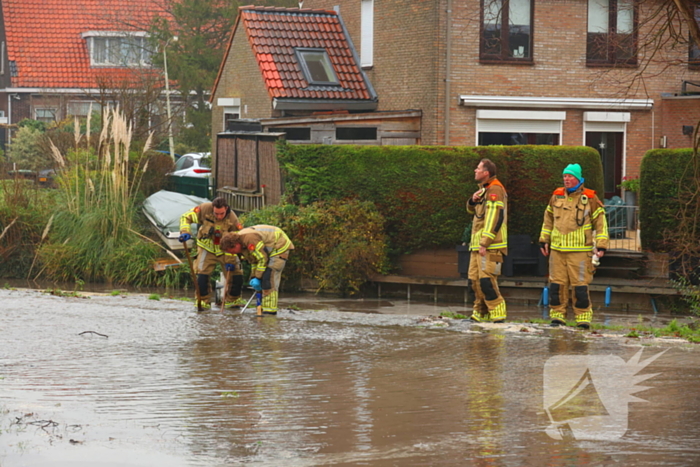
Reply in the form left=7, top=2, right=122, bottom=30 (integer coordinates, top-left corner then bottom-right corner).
left=167, top=175, right=211, bottom=199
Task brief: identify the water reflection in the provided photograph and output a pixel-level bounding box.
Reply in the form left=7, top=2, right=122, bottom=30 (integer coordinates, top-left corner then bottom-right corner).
left=0, top=289, right=699, bottom=466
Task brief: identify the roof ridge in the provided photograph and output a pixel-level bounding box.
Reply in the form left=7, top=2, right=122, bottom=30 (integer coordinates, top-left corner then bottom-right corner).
left=240, top=5, right=337, bottom=16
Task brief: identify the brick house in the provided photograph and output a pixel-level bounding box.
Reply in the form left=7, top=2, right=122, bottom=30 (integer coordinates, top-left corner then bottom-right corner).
left=0, top=0, right=171, bottom=150
left=210, top=5, right=422, bottom=206
left=298, top=0, right=700, bottom=199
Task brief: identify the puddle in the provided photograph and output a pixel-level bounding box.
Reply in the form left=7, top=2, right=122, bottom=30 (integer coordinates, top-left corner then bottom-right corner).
left=0, top=288, right=699, bottom=466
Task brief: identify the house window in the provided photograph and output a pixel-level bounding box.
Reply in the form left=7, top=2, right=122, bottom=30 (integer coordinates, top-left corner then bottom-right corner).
left=84, top=33, right=152, bottom=67
left=587, top=0, right=637, bottom=65
left=476, top=109, right=564, bottom=147
left=480, top=0, right=533, bottom=61
left=296, top=49, right=339, bottom=85
left=361, top=0, right=374, bottom=68
left=67, top=101, right=100, bottom=117
left=223, top=106, right=240, bottom=132
left=690, top=4, right=700, bottom=69
left=35, top=108, right=57, bottom=123
left=277, top=128, right=311, bottom=141
left=478, top=133, right=559, bottom=145
left=336, top=127, right=377, bottom=140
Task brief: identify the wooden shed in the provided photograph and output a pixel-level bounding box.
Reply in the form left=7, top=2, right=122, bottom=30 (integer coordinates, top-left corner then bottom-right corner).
left=214, top=110, right=422, bottom=212
left=214, top=131, right=285, bottom=213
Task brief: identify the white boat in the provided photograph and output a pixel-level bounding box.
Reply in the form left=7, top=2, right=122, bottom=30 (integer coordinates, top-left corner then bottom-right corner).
left=142, top=190, right=209, bottom=251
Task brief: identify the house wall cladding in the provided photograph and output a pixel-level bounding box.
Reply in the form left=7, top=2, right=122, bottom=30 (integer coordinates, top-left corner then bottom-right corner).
left=306, top=0, right=443, bottom=144
left=305, top=0, right=700, bottom=178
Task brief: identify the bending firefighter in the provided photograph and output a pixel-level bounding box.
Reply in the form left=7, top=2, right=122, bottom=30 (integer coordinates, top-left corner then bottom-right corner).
left=466, top=158, right=508, bottom=323
left=539, top=164, right=609, bottom=329
left=221, top=225, right=294, bottom=316
left=179, top=197, right=244, bottom=309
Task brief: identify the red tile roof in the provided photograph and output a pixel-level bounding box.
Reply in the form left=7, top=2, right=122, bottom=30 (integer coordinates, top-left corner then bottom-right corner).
left=233, top=6, right=374, bottom=102
left=1, top=0, right=165, bottom=89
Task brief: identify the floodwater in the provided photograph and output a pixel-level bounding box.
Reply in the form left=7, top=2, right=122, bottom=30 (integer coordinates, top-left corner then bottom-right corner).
left=1, top=288, right=700, bottom=466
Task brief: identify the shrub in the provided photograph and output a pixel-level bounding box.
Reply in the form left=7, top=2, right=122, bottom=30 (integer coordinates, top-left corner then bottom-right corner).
left=242, top=199, right=389, bottom=295
left=8, top=126, right=51, bottom=172
left=639, top=149, right=698, bottom=252
left=278, top=143, right=604, bottom=256
left=0, top=180, right=58, bottom=278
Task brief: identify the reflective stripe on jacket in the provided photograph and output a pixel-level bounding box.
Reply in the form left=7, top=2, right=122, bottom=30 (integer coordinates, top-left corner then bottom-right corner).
left=466, top=177, right=508, bottom=253
left=539, top=187, right=609, bottom=252
left=180, top=203, right=242, bottom=256
left=238, top=225, right=294, bottom=278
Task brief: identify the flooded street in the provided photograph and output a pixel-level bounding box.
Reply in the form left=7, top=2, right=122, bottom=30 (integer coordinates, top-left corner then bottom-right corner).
left=1, top=288, right=700, bottom=466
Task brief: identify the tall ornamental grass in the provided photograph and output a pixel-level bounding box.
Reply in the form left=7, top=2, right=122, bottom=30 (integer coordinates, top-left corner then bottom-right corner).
left=37, top=109, right=165, bottom=285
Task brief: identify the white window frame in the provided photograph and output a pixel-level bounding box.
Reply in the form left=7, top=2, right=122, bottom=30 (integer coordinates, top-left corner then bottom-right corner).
left=34, top=107, right=58, bottom=123
left=67, top=100, right=101, bottom=117
left=82, top=31, right=151, bottom=67
left=218, top=98, right=241, bottom=132
left=476, top=109, right=565, bottom=144
left=295, top=48, right=339, bottom=86
left=583, top=111, right=629, bottom=178
left=361, top=0, right=374, bottom=68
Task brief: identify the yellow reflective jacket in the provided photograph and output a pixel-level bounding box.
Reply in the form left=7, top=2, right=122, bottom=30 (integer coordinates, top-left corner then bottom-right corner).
left=466, top=176, right=508, bottom=253
left=180, top=202, right=242, bottom=256
left=539, top=186, right=609, bottom=252
left=237, top=225, right=294, bottom=279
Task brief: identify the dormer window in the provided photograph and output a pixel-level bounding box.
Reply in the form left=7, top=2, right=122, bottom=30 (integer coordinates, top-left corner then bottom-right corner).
left=296, top=49, right=338, bottom=85
left=82, top=31, right=152, bottom=67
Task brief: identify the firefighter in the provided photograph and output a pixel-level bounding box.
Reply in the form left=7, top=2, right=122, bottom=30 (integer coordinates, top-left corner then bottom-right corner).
left=539, top=164, right=609, bottom=329
left=220, top=225, right=294, bottom=316
left=179, top=197, right=244, bottom=309
left=466, top=158, right=508, bottom=323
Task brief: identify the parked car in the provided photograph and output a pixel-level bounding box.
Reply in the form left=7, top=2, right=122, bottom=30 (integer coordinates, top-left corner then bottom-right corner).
left=37, top=168, right=56, bottom=188
left=7, top=169, right=36, bottom=180
left=169, top=152, right=211, bottom=178
left=7, top=168, right=56, bottom=188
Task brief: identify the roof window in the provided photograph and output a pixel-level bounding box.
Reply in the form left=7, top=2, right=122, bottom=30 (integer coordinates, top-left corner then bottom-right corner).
left=82, top=31, right=152, bottom=67
left=296, top=49, right=339, bottom=86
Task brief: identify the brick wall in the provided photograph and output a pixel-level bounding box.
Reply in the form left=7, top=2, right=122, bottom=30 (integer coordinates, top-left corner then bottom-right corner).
left=211, top=25, right=273, bottom=162
left=307, top=0, right=443, bottom=145
left=304, top=0, right=700, bottom=169
left=659, top=96, right=700, bottom=151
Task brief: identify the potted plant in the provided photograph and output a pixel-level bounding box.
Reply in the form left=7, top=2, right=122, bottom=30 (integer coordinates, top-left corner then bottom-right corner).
left=618, top=176, right=640, bottom=194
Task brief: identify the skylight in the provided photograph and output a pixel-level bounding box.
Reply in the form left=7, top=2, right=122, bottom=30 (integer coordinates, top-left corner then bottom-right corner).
left=296, top=49, right=339, bottom=86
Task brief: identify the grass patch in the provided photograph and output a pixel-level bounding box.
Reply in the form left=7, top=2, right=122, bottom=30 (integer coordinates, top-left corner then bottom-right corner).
left=148, top=294, right=160, bottom=301
left=509, top=316, right=700, bottom=343
left=440, top=311, right=469, bottom=319
left=44, top=288, right=88, bottom=298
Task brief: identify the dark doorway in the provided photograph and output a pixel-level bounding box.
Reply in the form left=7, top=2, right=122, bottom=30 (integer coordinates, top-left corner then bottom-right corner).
left=585, top=132, right=623, bottom=199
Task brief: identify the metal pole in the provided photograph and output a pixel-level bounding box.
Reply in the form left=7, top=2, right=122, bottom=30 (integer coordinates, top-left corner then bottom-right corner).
left=163, top=38, right=175, bottom=161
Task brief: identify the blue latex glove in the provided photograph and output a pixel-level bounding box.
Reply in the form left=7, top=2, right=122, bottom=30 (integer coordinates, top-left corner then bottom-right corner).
left=224, top=263, right=236, bottom=272
left=249, top=278, right=262, bottom=291
left=178, top=233, right=191, bottom=243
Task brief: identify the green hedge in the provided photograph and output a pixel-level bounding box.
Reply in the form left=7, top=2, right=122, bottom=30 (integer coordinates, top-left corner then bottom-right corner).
left=278, top=144, right=603, bottom=256
left=640, top=149, right=699, bottom=252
